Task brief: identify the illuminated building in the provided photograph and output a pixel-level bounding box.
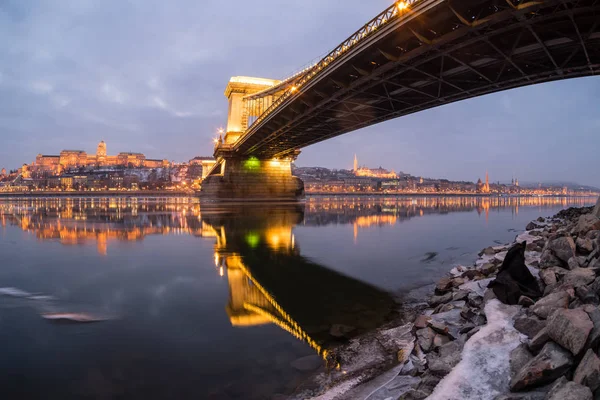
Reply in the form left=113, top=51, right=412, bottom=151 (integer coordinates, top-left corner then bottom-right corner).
left=353, top=155, right=398, bottom=179
left=31, top=140, right=170, bottom=174
left=20, top=164, right=31, bottom=179
left=96, top=140, right=107, bottom=165
left=476, top=171, right=491, bottom=193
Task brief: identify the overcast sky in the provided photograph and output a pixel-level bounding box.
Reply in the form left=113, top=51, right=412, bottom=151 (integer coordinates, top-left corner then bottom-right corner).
left=1, top=0, right=599, bottom=186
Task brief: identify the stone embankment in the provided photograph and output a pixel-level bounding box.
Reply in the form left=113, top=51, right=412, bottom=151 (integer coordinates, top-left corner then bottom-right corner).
left=305, top=205, right=600, bottom=400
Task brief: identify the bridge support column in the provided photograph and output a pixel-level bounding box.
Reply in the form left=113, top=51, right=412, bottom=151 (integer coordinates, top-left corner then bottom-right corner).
left=200, top=156, right=304, bottom=201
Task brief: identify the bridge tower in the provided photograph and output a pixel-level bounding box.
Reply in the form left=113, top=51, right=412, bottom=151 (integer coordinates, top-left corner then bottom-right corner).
left=201, top=76, right=304, bottom=201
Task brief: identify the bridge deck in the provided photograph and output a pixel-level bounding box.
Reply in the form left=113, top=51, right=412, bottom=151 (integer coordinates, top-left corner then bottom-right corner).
left=232, top=0, right=599, bottom=159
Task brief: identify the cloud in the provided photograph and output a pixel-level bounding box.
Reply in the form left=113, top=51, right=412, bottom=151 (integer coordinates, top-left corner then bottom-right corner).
left=151, top=96, right=194, bottom=118
left=82, top=111, right=140, bottom=132
left=30, top=80, right=54, bottom=94
left=52, top=94, right=71, bottom=108
left=152, top=96, right=167, bottom=109
left=101, top=82, right=127, bottom=104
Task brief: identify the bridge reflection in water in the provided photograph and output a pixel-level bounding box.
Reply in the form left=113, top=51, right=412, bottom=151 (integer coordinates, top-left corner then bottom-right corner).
left=201, top=205, right=397, bottom=361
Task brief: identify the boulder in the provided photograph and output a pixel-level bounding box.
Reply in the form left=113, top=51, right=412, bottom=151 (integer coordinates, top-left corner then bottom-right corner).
left=540, top=270, right=557, bottom=286
left=519, top=296, right=535, bottom=307
left=483, top=246, right=496, bottom=256
left=568, top=257, right=581, bottom=270
left=483, top=288, right=497, bottom=304
left=467, top=293, right=484, bottom=308
left=416, top=373, right=441, bottom=395
left=488, top=242, right=542, bottom=305
left=576, top=286, right=600, bottom=305
left=562, top=268, right=596, bottom=288
left=573, top=348, right=600, bottom=392
left=577, top=237, right=595, bottom=255
left=531, top=290, right=570, bottom=319
left=575, top=214, right=600, bottom=236
left=428, top=292, right=453, bottom=307
left=416, top=328, right=435, bottom=353
left=546, top=308, right=593, bottom=355
left=428, top=320, right=449, bottom=335
left=460, top=305, right=477, bottom=322
left=510, top=344, right=533, bottom=380
left=414, top=315, right=431, bottom=329
left=514, top=315, right=546, bottom=339
left=528, top=327, right=550, bottom=353
left=435, top=277, right=453, bottom=294
left=433, top=334, right=450, bottom=348
left=587, top=230, right=600, bottom=241
left=545, top=377, right=593, bottom=400
left=427, top=341, right=462, bottom=377
left=481, top=263, right=498, bottom=276
left=510, top=342, right=573, bottom=391
left=451, top=277, right=466, bottom=288
left=452, top=290, right=470, bottom=301
left=583, top=306, right=600, bottom=351
left=546, top=236, right=577, bottom=264
left=462, top=269, right=485, bottom=281
left=433, top=303, right=455, bottom=314
left=539, top=249, right=562, bottom=269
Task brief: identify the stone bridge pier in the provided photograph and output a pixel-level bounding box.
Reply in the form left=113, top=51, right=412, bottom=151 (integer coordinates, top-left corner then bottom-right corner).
left=200, top=155, right=304, bottom=201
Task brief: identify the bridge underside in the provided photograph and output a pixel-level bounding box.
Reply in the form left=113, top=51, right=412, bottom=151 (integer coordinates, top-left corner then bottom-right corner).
left=235, top=0, right=600, bottom=159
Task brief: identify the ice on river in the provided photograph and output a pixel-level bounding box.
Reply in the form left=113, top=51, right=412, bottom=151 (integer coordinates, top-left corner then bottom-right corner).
left=427, top=299, right=525, bottom=400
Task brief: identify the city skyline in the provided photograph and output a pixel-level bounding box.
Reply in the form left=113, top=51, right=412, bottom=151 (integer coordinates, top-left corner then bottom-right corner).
left=1, top=1, right=600, bottom=186
left=1, top=143, right=598, bottom=191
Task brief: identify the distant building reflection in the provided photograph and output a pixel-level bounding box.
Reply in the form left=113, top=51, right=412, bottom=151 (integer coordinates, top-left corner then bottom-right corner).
left=0, top=198, right=211, bottom=255
left=306, top=195, right=586, bottom=240
left=0, top=196, right=592, bottom=254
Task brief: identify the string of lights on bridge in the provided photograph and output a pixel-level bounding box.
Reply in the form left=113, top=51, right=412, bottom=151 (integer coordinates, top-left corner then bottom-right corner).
left=241, top=1, right=419, bottom=133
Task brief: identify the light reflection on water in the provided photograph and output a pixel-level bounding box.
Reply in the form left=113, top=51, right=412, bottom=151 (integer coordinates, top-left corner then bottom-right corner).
left=0, top=196, right=596, bottom=399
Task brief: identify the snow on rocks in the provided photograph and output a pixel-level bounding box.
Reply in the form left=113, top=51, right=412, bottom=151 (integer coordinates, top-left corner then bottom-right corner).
left=414, top=206, right=600, bottom=399
left=427, top=300, right=524, bottom=400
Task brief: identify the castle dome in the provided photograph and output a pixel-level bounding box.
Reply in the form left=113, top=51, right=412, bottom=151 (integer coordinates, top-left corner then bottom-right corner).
left=97, top=140, right=107, bottom=157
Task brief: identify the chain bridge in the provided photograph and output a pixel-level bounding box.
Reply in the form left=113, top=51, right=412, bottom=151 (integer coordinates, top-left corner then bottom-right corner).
left=200, top=0, right=599, bottom=200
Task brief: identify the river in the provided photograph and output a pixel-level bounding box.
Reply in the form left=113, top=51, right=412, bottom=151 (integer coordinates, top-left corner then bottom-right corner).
left=0, top=196, right=596, bottom=399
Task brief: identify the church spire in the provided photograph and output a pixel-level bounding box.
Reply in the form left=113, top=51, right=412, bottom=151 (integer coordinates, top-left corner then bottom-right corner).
left=353, top=154, right=358, bottom=172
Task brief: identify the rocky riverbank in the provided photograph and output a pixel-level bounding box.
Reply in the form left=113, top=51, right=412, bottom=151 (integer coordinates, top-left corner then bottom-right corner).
left=299, top=205, right=600, bottom=400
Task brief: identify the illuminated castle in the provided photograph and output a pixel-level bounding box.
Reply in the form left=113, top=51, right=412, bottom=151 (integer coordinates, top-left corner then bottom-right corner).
left=353, top=154, right=398, bottom=179
left=32, top=140, right=169, bottom=174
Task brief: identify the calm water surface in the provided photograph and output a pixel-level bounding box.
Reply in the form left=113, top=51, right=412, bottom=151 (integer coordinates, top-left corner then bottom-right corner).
left=0, top=196, right=595, bottom=399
